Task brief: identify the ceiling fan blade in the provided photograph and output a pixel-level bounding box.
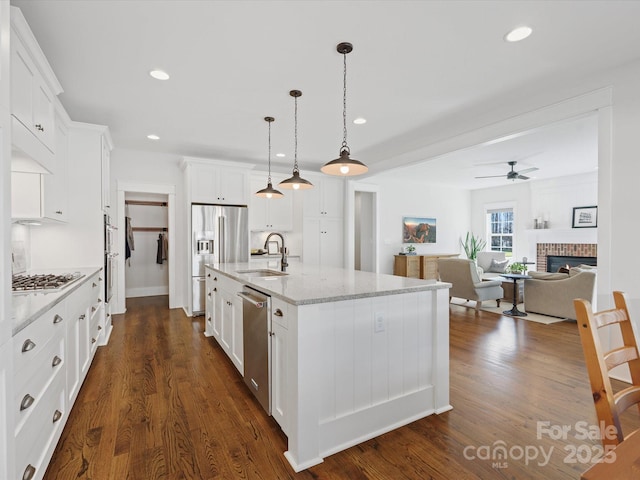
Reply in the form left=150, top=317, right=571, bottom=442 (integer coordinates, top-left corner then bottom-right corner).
left=517, top=167, right=539, bottom=175
left=517, top=174, right=530, bottom=180
left=475, top=174, right=506, bottom=179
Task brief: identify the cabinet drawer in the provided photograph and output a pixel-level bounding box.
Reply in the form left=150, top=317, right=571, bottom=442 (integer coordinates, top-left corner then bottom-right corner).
left=15, top=370, right=66, bottom=480
left=218, top=274, right=241, bottom=295
left=67, top=280, right=92, bottom=319
left=272, top=297, right=290, bottom=329
left=15, top=335, right=65, bottom=433
left=13, top=302, right=65, bottom=374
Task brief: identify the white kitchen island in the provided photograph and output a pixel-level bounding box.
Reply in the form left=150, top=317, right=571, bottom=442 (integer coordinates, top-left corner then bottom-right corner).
left=206, top=260, right=452, bottom=472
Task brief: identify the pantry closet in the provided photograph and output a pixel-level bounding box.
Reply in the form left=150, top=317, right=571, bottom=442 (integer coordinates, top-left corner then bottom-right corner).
left=124, top=193, right=169, bottom=300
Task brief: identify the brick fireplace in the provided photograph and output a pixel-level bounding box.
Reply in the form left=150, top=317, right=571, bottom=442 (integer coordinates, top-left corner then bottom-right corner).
left=536, top=243, right=597, bottom=272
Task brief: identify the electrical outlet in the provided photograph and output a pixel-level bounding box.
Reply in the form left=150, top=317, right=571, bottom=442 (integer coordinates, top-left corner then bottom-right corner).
left=374, top=312, right=385, bottom=333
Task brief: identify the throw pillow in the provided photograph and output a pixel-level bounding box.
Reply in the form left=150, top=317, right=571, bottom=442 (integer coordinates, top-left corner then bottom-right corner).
left=488, top=258, right=509, bottom=273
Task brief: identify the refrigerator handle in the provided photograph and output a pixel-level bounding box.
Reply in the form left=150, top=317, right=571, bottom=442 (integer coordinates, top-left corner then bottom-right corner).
left=218, top=216, right=225, bottom=261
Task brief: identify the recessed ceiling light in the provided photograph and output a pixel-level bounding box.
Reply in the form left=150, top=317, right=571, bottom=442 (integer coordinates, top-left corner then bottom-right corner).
left=276, top=153, right=286, bottom=158
left=147, top=134, right=160, bottom=140
left=353, top=117, right=367, bottom=125
left=149, top=69, right=170, bottom=80
left=505, top=26, right=532, bottom=42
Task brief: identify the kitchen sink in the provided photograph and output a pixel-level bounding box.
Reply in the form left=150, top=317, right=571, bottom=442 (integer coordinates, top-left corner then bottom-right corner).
left=236, top=269, right=288, bottom=278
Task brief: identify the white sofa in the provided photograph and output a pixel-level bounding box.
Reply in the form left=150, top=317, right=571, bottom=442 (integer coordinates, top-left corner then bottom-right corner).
left=476, top=251, right=509, bottom=280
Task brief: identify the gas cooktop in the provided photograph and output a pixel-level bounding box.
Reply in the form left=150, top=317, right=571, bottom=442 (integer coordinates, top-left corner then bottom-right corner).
left=12, top=272, right=84, bottom=292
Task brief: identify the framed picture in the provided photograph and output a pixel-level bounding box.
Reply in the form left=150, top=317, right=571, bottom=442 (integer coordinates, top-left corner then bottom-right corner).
left=572, top=206, right=597, bottom=228
left=403, top=216, right=436, bottom=243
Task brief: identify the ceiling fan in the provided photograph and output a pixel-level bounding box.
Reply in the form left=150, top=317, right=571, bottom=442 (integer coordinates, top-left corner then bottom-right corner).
left=475, top=161, right=539, bottom=181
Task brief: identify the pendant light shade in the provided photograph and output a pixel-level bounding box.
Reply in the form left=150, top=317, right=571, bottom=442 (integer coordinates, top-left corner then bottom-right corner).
left=255, top=116, right=284, bottom=199
left=321, top=42, right=368, bottom=177
left=279, top=90, right=313, bottom=190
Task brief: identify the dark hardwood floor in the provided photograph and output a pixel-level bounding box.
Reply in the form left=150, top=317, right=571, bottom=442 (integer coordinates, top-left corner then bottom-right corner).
left=43, top=296, right=639, bottom=480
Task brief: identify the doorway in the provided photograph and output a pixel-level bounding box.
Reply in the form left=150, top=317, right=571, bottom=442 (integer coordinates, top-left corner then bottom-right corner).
left=115, top=182, right=176, bottom=314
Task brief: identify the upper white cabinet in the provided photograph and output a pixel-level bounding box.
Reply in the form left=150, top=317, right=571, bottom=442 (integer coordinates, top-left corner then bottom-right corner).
left=10, top=7, right=63, bottom=172
left=302, top=175, right=345, bottom=267
left=101, top=132, right=113, bottom=212
left=182, top=157, right=253, bottom=205
left=11, top=108, right=69, bottom=222
left=249, top=173, right=294, bottom=231
left=303, top=175, right=344, bottom=218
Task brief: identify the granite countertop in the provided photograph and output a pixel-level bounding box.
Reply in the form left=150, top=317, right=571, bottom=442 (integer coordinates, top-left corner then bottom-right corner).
left=12, top=266, right=102, bottom=336
left=207, top=261, right=450, bottom=306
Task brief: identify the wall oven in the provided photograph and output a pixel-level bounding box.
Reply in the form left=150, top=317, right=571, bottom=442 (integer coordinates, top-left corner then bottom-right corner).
left=104, top=214, right=117, bottom=303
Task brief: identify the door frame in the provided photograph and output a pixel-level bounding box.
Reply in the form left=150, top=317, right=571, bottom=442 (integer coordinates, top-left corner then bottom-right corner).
left=346, top=181, right=379, bottom=273
left=115, top=181, right=176, bottom=313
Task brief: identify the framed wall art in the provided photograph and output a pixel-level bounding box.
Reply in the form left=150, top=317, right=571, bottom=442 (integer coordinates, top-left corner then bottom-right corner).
left=572, top=206, right=597, bottom=228
left=402, top=216, right=436, bottom=244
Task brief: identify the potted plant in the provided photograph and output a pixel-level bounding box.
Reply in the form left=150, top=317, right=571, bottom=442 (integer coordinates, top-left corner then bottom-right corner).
left=405, top=244, right=416, bottom=255
left=460, top=232, right=486, bottom=261
left=508, top=262, right=527, bottom=274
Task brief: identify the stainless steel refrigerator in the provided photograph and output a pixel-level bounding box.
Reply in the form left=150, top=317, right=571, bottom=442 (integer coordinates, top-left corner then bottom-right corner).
left=191, top=203, right=248, bottom=315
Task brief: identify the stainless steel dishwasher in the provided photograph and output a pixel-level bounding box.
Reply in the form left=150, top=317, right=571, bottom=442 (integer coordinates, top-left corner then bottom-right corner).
left=238, top=286, right=271, bottom=414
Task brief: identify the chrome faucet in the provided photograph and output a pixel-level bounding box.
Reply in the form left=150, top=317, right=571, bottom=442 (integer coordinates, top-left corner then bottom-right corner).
left=264, top=232, right=288, bottom=272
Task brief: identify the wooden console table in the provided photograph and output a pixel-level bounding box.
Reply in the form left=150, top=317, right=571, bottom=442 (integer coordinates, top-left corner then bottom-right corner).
left=393, top=254, right=458, bottom=280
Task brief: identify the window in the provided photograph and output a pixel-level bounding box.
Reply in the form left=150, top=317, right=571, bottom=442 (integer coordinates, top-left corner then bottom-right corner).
left=487, top=208, right=513, bottom=255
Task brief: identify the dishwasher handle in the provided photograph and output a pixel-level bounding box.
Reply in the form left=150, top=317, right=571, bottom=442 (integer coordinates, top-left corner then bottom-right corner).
left=237, top=292, right=266, bottom=308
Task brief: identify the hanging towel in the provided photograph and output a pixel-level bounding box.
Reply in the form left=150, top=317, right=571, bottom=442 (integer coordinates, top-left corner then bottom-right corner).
left=125, top=215, right=135, bottom=265
left=162, top=232, right=168, bottom=261
left=156, top=233, right=164, bottom=265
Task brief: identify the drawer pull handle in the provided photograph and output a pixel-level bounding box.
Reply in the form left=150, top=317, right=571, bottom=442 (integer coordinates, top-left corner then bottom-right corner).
left=35, top=123, right=44, bottom=131
left=92, top=338, right=97, bottom=344
left=52, top=355, right=62, bottom=367
left=20, top=394, right=35, bottom=411
left=22, top=339, right=36, bottom=353
left=92, top=282, right=97, bottom=288
left=274, top=309, right=284, bottom=317
left=23, top=464, right=36, bottom=480
left=98, top=325, right=103, bottom=330
left=53, top=314, right=63, bottom=324
left=99, top=277, right=103, bottom=282
left=208, top=292, right=212, bottom=297
left=91, top=306, right=97, bottom=313
left=213, top=287, right=217, bottom=292
left=79, top=314, right=86, bottom=320
left=52, top=410, right=63, bottom=423
left=207, top=273, right=211, bottom=278
left=214, top=277, right=217, bottom=281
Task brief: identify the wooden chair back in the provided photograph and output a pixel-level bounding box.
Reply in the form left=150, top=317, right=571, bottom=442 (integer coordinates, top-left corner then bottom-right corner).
left=574, top=291, right=640, bottom=447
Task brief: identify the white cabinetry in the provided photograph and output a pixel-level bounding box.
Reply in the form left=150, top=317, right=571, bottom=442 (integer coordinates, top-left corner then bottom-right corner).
left=101, top=133, right=112, bottom=212
left=184, top=159, right=249, bottom=205
left=249, top=174, right=293, bottom=231
left=12, top=301, right=67, bottom=480
left=302, top=176, right=345, bottom=267
left=10, top=7, right=62, bottom=172
left=11, top=109, right=69, bottom=222
left=12, top=271, right=105, bottom=480
left=271, top=297, right=291, bottom=434
left=205, top=269, right=244, bottom=375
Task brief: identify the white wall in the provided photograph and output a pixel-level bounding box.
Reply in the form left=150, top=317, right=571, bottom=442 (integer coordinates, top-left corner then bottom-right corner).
left=110, top=147, right=185, bottom=311
left=470, top=172, right=597, bottom=267
left=366, top=175, right=470, bottom=275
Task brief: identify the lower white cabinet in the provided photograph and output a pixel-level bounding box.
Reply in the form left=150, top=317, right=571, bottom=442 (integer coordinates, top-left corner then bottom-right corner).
left=205, top=269, right=243, bottom=375
left=271, top=297, right=291, bottom=434
left=13, top=271, right=105, bottom=480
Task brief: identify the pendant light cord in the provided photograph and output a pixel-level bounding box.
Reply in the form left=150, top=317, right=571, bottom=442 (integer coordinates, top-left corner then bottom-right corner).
left=293, top=95, right=300, bottom=173
left=267, top=119, right=273, bottom=183
left=342, top=50, right=349, bottom=153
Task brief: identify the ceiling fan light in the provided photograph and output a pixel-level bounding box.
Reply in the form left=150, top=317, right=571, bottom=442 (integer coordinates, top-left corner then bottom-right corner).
left=321, top=148, right=368, bottom=176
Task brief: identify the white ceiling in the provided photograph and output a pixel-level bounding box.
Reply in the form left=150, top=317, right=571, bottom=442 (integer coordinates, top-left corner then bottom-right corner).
left=11, top=1, right=640, bottom=186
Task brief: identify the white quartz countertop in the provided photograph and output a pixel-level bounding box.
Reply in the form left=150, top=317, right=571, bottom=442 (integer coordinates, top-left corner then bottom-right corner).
left=12, top=267, right=102, bottom=336
left=207, top=261, right=450, bottom=306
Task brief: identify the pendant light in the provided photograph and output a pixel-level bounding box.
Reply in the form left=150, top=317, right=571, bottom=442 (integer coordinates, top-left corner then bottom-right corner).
left=321, top=42, right=368, bottom=176
left=279, top=90, right=313, bottom=190
left=255, top=116, right=284, bottom=199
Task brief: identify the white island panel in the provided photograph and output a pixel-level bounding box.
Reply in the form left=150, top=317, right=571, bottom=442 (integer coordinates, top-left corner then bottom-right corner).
left=286, top=288, right=450, bottom=472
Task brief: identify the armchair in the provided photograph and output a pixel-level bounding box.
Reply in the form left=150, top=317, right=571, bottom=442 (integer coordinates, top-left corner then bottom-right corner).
left=438, top=258, right=504, bottom=311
